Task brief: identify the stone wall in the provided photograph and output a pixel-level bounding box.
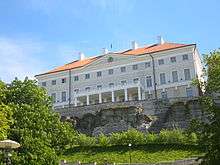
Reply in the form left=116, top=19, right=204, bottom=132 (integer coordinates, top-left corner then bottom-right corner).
left=57, top=97, right=205, bottom=135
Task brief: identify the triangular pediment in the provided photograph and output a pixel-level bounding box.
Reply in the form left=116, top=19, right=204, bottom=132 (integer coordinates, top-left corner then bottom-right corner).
left=81, top=53, right=137, bottom=71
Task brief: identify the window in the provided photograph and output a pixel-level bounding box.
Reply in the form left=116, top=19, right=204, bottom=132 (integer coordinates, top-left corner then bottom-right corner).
left=85, top=87, right=90, bottom=91
left=172, top=71, right=178, bottom=82
left=186, top=87, right=193, bottom=97
left=109, top=83, right=114, bottom=88
left=74, top=89, right=79, bottom=94
left=107, top=57, right=113, bottom=62
left=146, top=76, right=152, bottom=87
left=42, top=82, right=46, bottom=87
left=183, top=54, right=189, bottom=60
left=97, top=85, right=102, bottom=90
left=97, top=71, right=102, bottom=77
left=121, top=80, right=127, bottom=85
left=108, top=69, right=113, bottom=75
left=61, top=78, right=66, bottom=83
left=133, top=78, right=139, bottom=84
left=184, top=69, right=191, bottom=80
left=85, top=73, right=90, bottom=79
left=51, top=93, right=56, bottom=103
left=160, top=73, right=166, bottom=85
left=74, top=76, right=79, bottom=81
left=161, top=91, right=167, bottom=99
left=158, top=59, right=164, bottom=65
left=61, top=91, right=66, bottom=102
left=132, top=64, right=138, bottom=70
left=52, top=80, right=56, bottom=85
left=170, top=57, right=176, bottom=63
left=120, top=66, right=126, bottom=73
left=145, top=62, right=151, bottom=68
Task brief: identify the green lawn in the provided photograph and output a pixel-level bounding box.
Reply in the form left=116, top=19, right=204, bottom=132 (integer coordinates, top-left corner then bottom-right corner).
left=61, top=144, right=204, bottom=163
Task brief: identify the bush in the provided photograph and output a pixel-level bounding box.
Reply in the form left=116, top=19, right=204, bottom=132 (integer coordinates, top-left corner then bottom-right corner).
left=98, top=134, right=109, bottom=147
left=109, top=129, right=145, bottom=146
left=76, top=134, right=96, bottom=147
left=157, top=129, right=186, bottom=144
left=145, top=133, right=158, bottom=143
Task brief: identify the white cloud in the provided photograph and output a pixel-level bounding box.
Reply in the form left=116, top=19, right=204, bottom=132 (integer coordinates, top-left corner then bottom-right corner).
left=0, top=37, right=46, bottom=83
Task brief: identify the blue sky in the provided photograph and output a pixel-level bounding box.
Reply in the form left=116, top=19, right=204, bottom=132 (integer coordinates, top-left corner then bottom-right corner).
left=0, top=0, right=220, bottom=82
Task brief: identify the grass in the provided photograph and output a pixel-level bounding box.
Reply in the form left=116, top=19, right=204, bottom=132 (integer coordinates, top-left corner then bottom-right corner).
left=60, top=144, right=205, bottom=164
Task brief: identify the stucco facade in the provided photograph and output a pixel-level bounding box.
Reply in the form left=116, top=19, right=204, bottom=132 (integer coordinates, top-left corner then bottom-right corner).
left=35, top=39, right=203, bottom=109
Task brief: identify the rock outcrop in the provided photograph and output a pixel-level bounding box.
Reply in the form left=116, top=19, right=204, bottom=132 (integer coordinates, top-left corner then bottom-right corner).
left=71, top=106, right=152, bottom=136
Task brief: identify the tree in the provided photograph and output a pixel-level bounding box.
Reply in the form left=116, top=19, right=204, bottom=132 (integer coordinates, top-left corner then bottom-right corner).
left=0, top=79, right=76, bottom=164
left=198, top=50, right=220, bottom=164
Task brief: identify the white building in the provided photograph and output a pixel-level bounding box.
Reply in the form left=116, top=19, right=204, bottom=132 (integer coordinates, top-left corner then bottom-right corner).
left=35, top=37, right=203, bottom=108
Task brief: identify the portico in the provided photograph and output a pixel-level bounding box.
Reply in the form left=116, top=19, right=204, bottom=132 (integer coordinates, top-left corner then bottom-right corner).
left=73, top=82, right=143, bottom=106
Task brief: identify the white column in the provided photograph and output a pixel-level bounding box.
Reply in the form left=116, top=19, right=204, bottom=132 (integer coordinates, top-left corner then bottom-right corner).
left=99, top=93, right=102, bottom=103
left=74, top=97, right=77, bottom=107
left=86, top=95, right=90, bottom=105
left=111, top=91, right=115, bottom=102
left=138, top=86, right=141, bottom=100
left=124, top=88, right=128, bottom=101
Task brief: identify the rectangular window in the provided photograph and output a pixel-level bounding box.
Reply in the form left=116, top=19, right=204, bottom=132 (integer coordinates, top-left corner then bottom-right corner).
left=172, top=71, right=178, bottom=82
left=160, top=73, right=166, bottom=85
left=161, top=91, right=167, bottom=99
left=97, top=71, right=102, bottom=77
left=186, top=87, right=193, bottom=97
left=183, top=54, right=189, bottom=60
left=109, top=83, right=114, bottom=88
left=42, top=82, right=46, bottom=87
left=61, top=91, right=66, bottom=102
left=51, top=93, right=56, bottom=103
left=121, top=80, right=127, bottom=85
left=120, top=66, right=126, bottom=73
left=97, top=85, right=102, bottom=90
left=108, top=69, right=113, bottom=75
left=85, top=87, right=90, bottom=91
left=132, top=64, right=138, bottom=70
left=61, top=78, right=66, bottom=83
left=170, top=57, right=176, bottom=63
left=184, top=69, right=191, bottom=80
left=145, top=62, right=151, bottom=68
left=158, top=59, right=164, bottom=65
left=51, top=80, right=56, bottom=85
left=74, top=76, right=79, bottom=81
left=133, top=78, right=139, bottom=84
left=146, top=76, right=152, bottom=87
left=74, top=89, right=79, bottom=94
left=85, top=73, right=90, bottom=79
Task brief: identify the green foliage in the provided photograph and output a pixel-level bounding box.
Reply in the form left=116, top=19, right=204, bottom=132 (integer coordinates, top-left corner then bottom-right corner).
left=195, top=49, right=220, bottom=164
left=76, top=134, right=96, bottom=147
left=0, top=79, right=77, bottom=164
left=145, top=133, right=158, bottom=143
left=98, top=134, right=110, bottom=147
left=109, top=129, right=145, bottom=146
left=157, top=129, right=186, bottom=144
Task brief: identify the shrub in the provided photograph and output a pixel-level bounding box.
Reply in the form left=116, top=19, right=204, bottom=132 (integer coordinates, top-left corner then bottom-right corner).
left=157, top=129, right=186, bottom=144
left=98, top=134, right=110, bottom=147
left=76, top=134, right=96, bottom=147
left=109, top=129, right=145, bottom=146
left=145, top=133, right=158, bottom=143
left=109, top=132, right=127, bottom=146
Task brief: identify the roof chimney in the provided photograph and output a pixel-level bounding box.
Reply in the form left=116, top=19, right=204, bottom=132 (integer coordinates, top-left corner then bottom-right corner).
left=132, top=41, right=138, bottom=50
left=79, top=52, right=85, bottom=61
left=102, top=48, right=108, bottom=54
left=157, top=36, right=165, bottom=45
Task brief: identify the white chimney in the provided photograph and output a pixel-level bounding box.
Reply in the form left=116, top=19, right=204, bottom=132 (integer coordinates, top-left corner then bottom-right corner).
left=157, top=36, right=165, bottom=45
left=132, top=41, right=138, bottom=50
left=102, top=48, right=108, bottom=54
left=79, top=52, right=85, bottom=60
